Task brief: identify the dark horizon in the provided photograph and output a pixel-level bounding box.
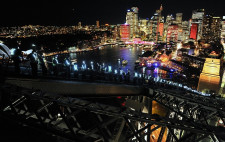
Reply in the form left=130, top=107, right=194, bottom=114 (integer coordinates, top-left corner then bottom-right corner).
left=1, top=0, right=224, bottom=27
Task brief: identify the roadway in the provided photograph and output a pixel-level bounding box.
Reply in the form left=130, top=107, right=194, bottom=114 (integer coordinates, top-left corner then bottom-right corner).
left=5, top=77, right=144, bottom=96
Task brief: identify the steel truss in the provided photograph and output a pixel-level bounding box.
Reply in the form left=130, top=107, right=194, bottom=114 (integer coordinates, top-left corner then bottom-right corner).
left=148, top=88, right=225, bottom=142
left=1, top=84, right=225, bottom=142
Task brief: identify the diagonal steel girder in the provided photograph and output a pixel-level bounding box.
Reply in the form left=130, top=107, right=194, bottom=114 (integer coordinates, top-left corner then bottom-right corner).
left=2, top=84, right=225, bottom=142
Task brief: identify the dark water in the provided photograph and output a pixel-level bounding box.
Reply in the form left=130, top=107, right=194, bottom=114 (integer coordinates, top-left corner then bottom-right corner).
left=50, top=45, right=138, bottom=72
left=74, top=45, right=140, bottom=73
left=46, top=45, right=172, bottom=79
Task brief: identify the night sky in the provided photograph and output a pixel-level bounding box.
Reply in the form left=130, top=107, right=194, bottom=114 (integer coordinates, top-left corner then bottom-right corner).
left=0, top=0, right=224, bottom=26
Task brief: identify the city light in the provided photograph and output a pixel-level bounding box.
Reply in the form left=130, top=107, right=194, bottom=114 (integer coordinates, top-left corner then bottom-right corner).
left=10, top=48, right=16, bottom=55
left=114, top=69, right=118, bottom=74
left=66, top=60, right=70, bottom=66
left=153, top=62, right=159, bottom=67
left=120, top=70, right=123, bottom=75
left=108, top=66, right=112, bottom=72
left=135, top=72, right=138, bottom=77
left=0, top=4, right=224, bottom=142
left=74, top=64, right=78, bottom=71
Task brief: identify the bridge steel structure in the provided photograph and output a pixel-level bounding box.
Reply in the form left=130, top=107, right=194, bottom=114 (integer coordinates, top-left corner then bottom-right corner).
left=1, top=78, right=225, bottom=142
left=1, top=55, right=225, bottom=142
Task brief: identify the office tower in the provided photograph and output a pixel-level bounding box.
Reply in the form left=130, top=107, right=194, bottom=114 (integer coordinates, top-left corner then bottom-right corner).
left=191, top=9, right=205, bottom=40
left=163, top=15, right=174, bottom=42
left=131, top=7, right=139, bottom=37
left=78, top=22, right=82, bottom=29
left=120, top=24, right=130, bottom=42
left=202, top=14, right=213, bottom=41
left=126, top=9, right=134, bottom=39
left=126, top=7, right=139, bottom=39
left=211, top=17, right=221, bottom=41
left=167, top=24, right=179, bottom=42
left=180, top=21, right=190, bottom=41
left=158, top=23, right=164, bottom=37
left=149, top=19, right=153, bottom=36
left=151, top=4, right=163, bottom=42
left=166, top=14, right=174, bottom=25
left=176, top=13, right=183, bottom=25
left=175, top=13, right=183, bottom=42
left=96, top=21, right=100, bottom=28
left=221, top=16, right=225, bottom=38
left=139, top=18, right=150, bottom=40
left=190, top=23, right=198, bottom=40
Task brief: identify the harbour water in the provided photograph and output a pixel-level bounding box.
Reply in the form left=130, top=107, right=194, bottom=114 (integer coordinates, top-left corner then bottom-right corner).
left=44, top=44, right=174, bottom=80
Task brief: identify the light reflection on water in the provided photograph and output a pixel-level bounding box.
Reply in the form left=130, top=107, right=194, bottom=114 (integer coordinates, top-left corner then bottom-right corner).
left=50, top=45, right=172, bottom=79
left=71, top=45, right=142, bottom=74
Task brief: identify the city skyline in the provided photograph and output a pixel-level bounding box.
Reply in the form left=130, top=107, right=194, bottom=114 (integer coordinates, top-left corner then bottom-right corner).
left=1, top=0, right=225, bottom=26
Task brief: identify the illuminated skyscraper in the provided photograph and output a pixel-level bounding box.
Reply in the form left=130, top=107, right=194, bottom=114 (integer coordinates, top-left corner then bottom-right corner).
left=151, top=4, right=163, bottom=42
left=176, top=13, right=183, bottom=25
left=96, top=21, right=100, bottom=28
left=131, top=7, right=139, bottom=37
left=139, top=18, right=150, bottom=40
left=163, top=14, right=174, bottom=42
left=211, top=17, right=221, bottom=41
left=202, top=14, right=213, bottom=41
left=166, top=14, right=174, bottom=25
left=126, top=7, right=139, bottom=39
left=221, top=16, right=225, bottom=38
left=180, top=21, right=190, bottom=41
left=167, top=24, right=179, bottom=42
left=78, top=22, right=82, bottom=29
left=120, top=24, right=130, bottom=42
left=190, top=23, right=198, bottom=40
left=175, top=13, right=183, bottom=42
left=126, top=9, right=134, bottom=39
left=191, top=9, right=205, bottom=40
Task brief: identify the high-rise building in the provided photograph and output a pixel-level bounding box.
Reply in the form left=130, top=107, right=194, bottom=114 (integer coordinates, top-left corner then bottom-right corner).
left=191, top=9, right=205, bottom=40
left=180, top=21, right=190, bottom=41
left=151, top=5, right=163, bottom=42
left=131, top=7, right=139, bottom=37
left=163, top=14, right=175, bottom=42
left=202, top=14, right=213, bottom=41
left=221, top=16, right=225, bottom=38
left=96, top=21, right=100, bottom=28
left=126, top=7, right=139, bottom=39
left=176, top=13, right=183, bottom=25
left=175, top=13, right=183, bottom=42
left=190, top=23, right=198, bottom=40
left=167, top=24, right=179, bottom=42
left=211, top=17, right=221, bottom=41
left=139, top=18, right=150, bottom=40
left=166, top=14, right=174, bottom=25
left=120, top=24, right=130, bottom=42
left=158, top=23, right=164, bottom=37
left=126, top=9, right=134, bottom=39
left=149, top=19, right=153, bottom=36
left=78, top=22, right=82, bottom=29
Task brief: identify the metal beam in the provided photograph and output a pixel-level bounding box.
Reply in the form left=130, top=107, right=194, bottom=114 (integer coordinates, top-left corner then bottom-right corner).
left=125, top=118, right=143, bottom=142
left=167, top=126, right=179, bottom=142
left=157, top=126, right=166, bottom=142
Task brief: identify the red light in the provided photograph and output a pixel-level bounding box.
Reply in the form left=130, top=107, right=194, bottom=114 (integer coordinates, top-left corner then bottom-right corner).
left=117, top=96, right=122, bottom=99
left=121, top=102, right=126, bottom=106
left=190, top=23, right=198, bottom=40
